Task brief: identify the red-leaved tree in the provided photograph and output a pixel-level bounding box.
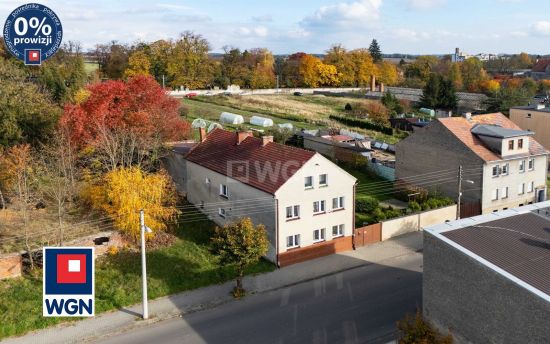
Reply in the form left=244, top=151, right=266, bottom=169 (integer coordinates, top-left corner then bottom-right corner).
left=60, top=76, right=191, bottom=170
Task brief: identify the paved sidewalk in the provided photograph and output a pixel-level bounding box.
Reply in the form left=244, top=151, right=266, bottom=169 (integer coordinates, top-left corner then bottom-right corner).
left=3, top=232, right=423, bottom=344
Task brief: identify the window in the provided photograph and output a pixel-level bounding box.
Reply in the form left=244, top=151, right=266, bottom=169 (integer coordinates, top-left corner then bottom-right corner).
left=528, top=158, right=535, bottom=171
left=332, top=224, right=345, bottom=237
left=304, top=176, right=313, bottom=188
left=332, top=196, right=344, bottom=210
left=313, top=200, right=326, bottom=214
left=502, top=187, right=508, bottom=199
left=218, top=208, right=226, bottom=218
left=491, top=189, right=499, bottom=201
left=518, top=183, right=525, bottom=195
left=508, top=140, right=514, bottom=150
left=219, top=184, right=229, bottom=198
left=501, top=164, right=509, bottom=175
left=286, top=205, right=300, bottom=219
left=319, top=174, right=328, bottom=186
left=492, top=165, right=500, bottom=177
left=527, top=181, right=534, bottom=193
left=286, top=234, right=300, bottom=248
left=313, top=228, right=325, bottom=242
left=519, top=160, right=526, bottom=173
left=518, top=139, right=524, bottom=149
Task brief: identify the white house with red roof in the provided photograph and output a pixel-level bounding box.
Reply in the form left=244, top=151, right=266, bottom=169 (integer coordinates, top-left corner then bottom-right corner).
left=169, top=128, right=357, bottom=266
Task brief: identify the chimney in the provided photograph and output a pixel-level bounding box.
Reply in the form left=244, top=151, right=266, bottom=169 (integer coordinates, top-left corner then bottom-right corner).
left=370, top=75, right=376, bottom=92
left=236, top=131, right=252, bottom=145
left=380, top=83, right=385, bottom=93
left=262, top=136, right=273, bottom=147
left=199, top=127, right=206, bottom=142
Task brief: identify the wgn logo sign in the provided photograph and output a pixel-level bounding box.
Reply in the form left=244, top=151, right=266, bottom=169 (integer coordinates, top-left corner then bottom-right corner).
left=43, top=247, right=95, bottom=317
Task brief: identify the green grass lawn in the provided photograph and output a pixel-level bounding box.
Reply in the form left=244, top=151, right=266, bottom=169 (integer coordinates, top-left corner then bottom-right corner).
left=0, top=208, right=275, bottom=340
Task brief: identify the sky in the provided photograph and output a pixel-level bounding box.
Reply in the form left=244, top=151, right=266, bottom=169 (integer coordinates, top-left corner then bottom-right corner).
left=2, top=0, right=550, bottom=55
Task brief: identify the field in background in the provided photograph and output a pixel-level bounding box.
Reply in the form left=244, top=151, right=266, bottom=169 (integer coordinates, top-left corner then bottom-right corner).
left=182, top=94, right=405, bottom=143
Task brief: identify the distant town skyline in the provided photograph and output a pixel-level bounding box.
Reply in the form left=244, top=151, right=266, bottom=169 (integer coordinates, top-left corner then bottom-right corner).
left=2, top=0, right=550, bottom=55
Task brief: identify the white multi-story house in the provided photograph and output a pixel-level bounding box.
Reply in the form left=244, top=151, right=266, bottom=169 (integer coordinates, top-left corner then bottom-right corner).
left=396, top=113, right=549, bottom=217
left=169, top=128, right=357, bottom=267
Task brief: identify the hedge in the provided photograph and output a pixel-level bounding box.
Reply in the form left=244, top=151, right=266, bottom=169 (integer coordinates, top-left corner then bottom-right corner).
left=329, top=114, right=393, bottom=135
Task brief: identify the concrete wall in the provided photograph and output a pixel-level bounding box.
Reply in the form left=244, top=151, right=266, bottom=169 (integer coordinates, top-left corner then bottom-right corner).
left=185, top=161, right=277, bottom=262
left=367, top=161, right=395, bottom=181
left=395, top=121, right=484, bottom=204
left=482, top=155, right=548, bottom=213
left=510, top=108, right=550, bottom=150
left=170, top=87, right=362, bottom=97
left=423, top=231, right=550, bottom=344
left=303, top=137, right=335, bottom=160
left=0, top=253, right=22, bottom=280
left=381, top=205, right=457, bottom=241
left=275, top=154, right=356, bottom=256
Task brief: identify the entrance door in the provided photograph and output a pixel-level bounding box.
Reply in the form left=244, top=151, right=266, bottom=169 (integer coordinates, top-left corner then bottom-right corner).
left=537, top=189, right=546, bottom=203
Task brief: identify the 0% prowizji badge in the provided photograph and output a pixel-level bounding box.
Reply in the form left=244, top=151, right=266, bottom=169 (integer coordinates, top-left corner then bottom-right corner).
left=3, top=3, right=63, bottom=65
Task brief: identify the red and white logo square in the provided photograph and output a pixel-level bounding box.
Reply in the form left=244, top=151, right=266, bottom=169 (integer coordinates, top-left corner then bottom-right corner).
left=57, top=254, right=87, bottom=284
left=28, top=50, right=40, bottom=62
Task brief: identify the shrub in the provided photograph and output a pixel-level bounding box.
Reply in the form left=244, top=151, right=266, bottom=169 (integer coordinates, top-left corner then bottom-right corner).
left=356, top=197, right=379, bottom=213
left=345, top=103, right=353, bottom=111
left=408, top=201, right=421, bottom=212
left=397, top=309, right=453, bottom=344
left=329, top=114, right=393, bottom=135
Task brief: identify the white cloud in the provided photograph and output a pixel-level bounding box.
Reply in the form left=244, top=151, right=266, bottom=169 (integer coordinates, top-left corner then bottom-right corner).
left=390, top=28, right=431, bottom=41
left=301, top=0, right=382, bottom=29
left=252, top=14, right=273, bottom=22
left=406, top=0, right=445, bottom=10
left=237, top=26, right=268, bottom=37
left=533, top=21, right=550, bottom=36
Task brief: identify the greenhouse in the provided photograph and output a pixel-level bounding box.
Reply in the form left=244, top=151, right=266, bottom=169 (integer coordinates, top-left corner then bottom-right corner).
left=219, top=112, right=244, bottom=124
left=278, top=123, right=293, bottom=130
left=249, top=116, right=274, bottom=127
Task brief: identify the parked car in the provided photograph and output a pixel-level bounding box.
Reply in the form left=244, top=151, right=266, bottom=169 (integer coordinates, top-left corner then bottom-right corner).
left=185, top=92, right=198, bottom=98
left=293, top=91, right=303, bottom=96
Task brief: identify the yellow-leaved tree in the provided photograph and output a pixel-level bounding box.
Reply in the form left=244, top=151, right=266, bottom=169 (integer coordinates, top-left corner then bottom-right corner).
left=88, top=167, right=179, bottom=240
left=124, top=50, right=152, bottom=79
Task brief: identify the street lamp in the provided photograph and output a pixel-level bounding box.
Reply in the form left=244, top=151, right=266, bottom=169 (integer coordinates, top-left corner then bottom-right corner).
left=139, top=210, right=153, bottom=319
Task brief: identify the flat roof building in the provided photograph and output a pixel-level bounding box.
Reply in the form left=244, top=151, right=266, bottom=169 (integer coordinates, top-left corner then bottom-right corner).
left=424, top=201, right=550, bottom=343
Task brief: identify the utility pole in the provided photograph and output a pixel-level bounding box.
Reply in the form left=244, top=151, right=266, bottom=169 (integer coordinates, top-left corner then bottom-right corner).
left=457, top=165, right=463, bottom=220
left=140, top=210, right=149, bottom=319
left=162, top=75, right=165, bottom=89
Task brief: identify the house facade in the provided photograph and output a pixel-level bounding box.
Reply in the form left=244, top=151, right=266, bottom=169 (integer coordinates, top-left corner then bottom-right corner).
left=169, top=128, right=357, bottom=266
left=396, top=113, right=548, bottom=216
left=510, top=104, right=550, bottom=150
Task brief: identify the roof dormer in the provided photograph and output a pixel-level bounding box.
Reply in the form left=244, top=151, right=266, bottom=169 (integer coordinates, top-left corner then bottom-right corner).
left=471, top=124, right=533, bottom=157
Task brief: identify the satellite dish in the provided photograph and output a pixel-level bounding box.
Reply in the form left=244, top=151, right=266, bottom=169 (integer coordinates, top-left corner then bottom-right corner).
left=207, top=122, right=223, bottom=133
left=192, top=118, right=207, bottom=128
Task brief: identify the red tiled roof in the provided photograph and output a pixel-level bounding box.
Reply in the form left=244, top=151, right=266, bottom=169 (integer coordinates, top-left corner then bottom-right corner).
left=438, top=113, right=548, bottom=162
left=185, top=128, right=316, bottom=194
left=532, top=59, right=550, bottom=73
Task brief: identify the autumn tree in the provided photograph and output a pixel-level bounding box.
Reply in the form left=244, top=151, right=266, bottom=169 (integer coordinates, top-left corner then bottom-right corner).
left=0, top=58, right=60, bottom=147
left=404, top=56, right=439, bottom=86
left=0, top=145, right=37, bottom=267
left=38, top=130, right=78, bottom=245
left=460, top=57, right=488, bottom=92
left=448, top=62, right=463, bottom=90
left=60, top=75, right=191, bottom=170
left=377, top=61, right=399, bottom=86
left=211, top=217, right=269, bottom=297
left=167, top=31, right=213, bottom=89
left=324, top=45, right=355, bottom=86
left=95, top=41, right=130, bottom=79
left=124, top=50, right=152, bottom=78
left=348, top=49, right=377, bottom=87
left=87, top=167, right=179, bottom=240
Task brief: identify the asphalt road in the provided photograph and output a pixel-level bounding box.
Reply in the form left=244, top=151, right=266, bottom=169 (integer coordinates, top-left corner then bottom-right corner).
left=97, top=254, right=422, bottom=344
